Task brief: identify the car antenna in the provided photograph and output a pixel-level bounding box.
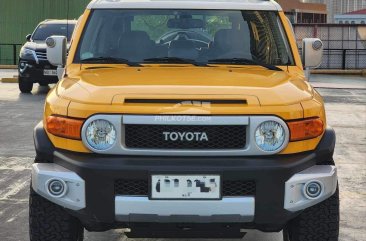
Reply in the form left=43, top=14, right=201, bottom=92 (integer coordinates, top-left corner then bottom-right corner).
left=65, top=0, right=70, bottom=76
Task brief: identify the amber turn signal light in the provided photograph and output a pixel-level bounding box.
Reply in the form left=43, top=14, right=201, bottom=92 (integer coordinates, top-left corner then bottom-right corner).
left=287, top=118, right=324, bottom=142
left=46, top=116, right=84, bottom=140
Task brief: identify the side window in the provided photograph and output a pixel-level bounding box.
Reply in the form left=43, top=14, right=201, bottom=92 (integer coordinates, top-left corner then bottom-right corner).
left=245, top=12, right=293, bottom=65
left=79, top=13, right=106, bottom=60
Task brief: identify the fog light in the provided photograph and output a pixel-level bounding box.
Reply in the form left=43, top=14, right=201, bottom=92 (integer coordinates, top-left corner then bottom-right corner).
left=19, top=62, right=28, bottom=73
left=47, top=179, right=67, bottom=198
left=304, top=181, right=322, bottom=199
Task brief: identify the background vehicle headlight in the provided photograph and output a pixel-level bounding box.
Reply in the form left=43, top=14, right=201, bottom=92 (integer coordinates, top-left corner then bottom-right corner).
left=255, top=121, right=286, bottom=152
left=20, top=47, right=36, bottom=60
left=86, top=119, right=116, bottom=150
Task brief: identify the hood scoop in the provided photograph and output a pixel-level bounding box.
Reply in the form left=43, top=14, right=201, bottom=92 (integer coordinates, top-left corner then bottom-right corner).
left=124, top=99, right=247, bottom=105
left=111, top=95, right=260, bottom=110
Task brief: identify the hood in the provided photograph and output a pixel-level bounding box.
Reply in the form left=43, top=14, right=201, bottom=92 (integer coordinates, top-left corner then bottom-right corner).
left=58, top=66, right=313, bottom=107
left=23, top=40, right=70, bottom=51
left=23, top=41, right=47, bottom=51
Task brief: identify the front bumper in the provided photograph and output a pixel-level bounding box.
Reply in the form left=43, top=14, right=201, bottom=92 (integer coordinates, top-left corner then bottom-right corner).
left=32, top=123, right=337, bottom=232
left=18, top=59, right=58, bottom=83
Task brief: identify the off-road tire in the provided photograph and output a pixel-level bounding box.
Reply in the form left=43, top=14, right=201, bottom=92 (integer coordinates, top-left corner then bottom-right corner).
left=284, top=187, right=339, bottom=241
left=19, top=77, right=33, bottom=93
left=29, top=187, right=84, bottom=241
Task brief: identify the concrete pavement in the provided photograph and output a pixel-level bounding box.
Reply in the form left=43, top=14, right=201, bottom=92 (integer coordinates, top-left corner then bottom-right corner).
left=309, top=74, right=366, bottom=89
left=0, top=69, right=17, bottom=79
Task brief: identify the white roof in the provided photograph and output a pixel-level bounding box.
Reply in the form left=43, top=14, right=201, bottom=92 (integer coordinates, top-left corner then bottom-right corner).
left=42, top=19, right=78, bottom=25
left=87, top=0, right=282, bottom=11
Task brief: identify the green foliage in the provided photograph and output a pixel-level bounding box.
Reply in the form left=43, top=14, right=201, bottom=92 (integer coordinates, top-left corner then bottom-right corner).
left=206, top=16, right=232, bottom=35
left=132, top=16, right=171, bottom=40
left=131, top=15, right=232, bottom=40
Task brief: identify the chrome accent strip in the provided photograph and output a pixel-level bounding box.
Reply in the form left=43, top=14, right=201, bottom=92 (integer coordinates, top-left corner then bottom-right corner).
left=284, top=165, right=337, bottom=212
left=31, top=163, right=86, bottom=210
left=115, top=196, right=255, bottom=223
left=123, top=115, right=249, bottom=126
left=32, top=50, right=39, bottom=64
left=81, top=115, right=289, bottom=156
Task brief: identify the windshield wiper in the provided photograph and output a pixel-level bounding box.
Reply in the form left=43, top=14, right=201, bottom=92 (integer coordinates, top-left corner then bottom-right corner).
left=81, top=57, right=142, bottom=67
left=143, top=57, right=208, bottom=67
left=208, top=58, right=282, bottom=71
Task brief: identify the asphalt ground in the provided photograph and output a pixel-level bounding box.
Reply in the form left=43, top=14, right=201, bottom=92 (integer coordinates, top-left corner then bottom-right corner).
left=0, top=74, right=365, bottom=241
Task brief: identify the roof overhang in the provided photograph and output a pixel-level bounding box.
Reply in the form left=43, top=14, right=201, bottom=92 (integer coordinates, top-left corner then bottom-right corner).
left=87, top=0, right=282, bottom=11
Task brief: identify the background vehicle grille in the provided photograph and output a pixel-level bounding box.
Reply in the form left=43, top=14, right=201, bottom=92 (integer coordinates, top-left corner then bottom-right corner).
left=114, top=179, right=255, bottom=197
left=124, top=125, right=247, bottom=149
left=35, top=50, right=47, bottom=61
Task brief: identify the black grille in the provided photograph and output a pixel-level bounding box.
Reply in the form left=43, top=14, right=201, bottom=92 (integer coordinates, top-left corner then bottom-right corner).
left=222, top=180, right=256, bottom=196
left=115, top=179, right=148, bottom=196
left=115, top=179, right=255, bottom=197
left=124, top=125, right=246, bottom=149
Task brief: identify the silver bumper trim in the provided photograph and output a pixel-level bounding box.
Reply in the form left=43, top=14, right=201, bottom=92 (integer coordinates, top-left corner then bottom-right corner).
left=115, top=196, right=255, bottom=223
left=122, top=115, right=249, bottom=125
left=31, top=163, right=86, bottom=210
left=284, top=165, right=337, bottom=212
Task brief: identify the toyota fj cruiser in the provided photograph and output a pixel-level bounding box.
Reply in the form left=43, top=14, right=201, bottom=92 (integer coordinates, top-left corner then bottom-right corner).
left=30, top=0, right=339, bottom=240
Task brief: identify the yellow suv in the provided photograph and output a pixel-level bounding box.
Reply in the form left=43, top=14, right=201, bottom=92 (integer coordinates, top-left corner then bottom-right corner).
left=30, top=0, right=339, bottom=240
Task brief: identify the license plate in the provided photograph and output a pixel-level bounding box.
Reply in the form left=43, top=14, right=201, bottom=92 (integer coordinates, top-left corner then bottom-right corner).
left=151, top=175, right=221, bottom=200
left=43, top=69, right=57, bottom=76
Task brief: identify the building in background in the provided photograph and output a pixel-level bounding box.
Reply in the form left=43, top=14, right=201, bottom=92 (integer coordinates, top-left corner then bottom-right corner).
left=0, top=0, right=90, bottom=65
left=277, top=0, right=327, bottom=23
left=277, top=0, right=366, bottom=23
left=335, top=9, right=366, bottom=24
left=325, top=0, right=366, bottom=23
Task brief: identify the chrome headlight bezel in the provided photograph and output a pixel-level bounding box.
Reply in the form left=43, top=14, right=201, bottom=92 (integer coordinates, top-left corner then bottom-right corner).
left=83, top=119, right=117, bottom=151
left=254, top=120, right=289, bottom=153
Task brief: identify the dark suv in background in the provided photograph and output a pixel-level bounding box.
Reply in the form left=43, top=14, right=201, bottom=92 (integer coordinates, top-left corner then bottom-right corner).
left=18, top=19, right=76, bottom=93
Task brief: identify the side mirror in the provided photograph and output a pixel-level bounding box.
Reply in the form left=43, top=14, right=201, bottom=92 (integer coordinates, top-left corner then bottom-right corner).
left=46, top=36, right=67, bottom=79
left=26, top=34, right=32, bottom=42
left=302, top=38, right=323, bottom=68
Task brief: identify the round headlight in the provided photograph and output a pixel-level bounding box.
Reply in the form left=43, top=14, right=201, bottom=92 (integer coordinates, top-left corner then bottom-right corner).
left=86, top=119, right=116, bottom=150
left=255, top=121, right=286, bottom=152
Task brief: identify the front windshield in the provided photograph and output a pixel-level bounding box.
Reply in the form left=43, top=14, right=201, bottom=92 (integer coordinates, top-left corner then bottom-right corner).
left=32, top=24, right=75, bottom=41
left=76, top=9, right=294, bottom=66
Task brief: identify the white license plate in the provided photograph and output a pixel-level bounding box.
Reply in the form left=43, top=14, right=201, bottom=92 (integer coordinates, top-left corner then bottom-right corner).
left=151, top=175, right=221, bottom=199
left=43, top=69, right=57, bottom=76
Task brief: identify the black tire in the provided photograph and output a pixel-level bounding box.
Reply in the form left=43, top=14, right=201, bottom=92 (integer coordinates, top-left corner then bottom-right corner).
left=19, top=77, right=33, bottom=93
left=284, top=187, right=339, bottom=241
left=29, top=187, right=84, bottom=241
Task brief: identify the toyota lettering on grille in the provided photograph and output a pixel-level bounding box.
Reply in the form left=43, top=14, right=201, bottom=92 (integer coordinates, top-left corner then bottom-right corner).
left=163, top=132, right=209, bottom=142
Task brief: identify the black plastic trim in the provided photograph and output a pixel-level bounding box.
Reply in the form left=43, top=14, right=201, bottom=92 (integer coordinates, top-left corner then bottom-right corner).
left=18, top=59, right=59, bottom=84
left=33, top=122, right=55, bottom=162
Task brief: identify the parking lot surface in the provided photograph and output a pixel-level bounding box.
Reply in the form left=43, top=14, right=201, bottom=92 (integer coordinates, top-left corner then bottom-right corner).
left=0, top=74, right=365, bottom=241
